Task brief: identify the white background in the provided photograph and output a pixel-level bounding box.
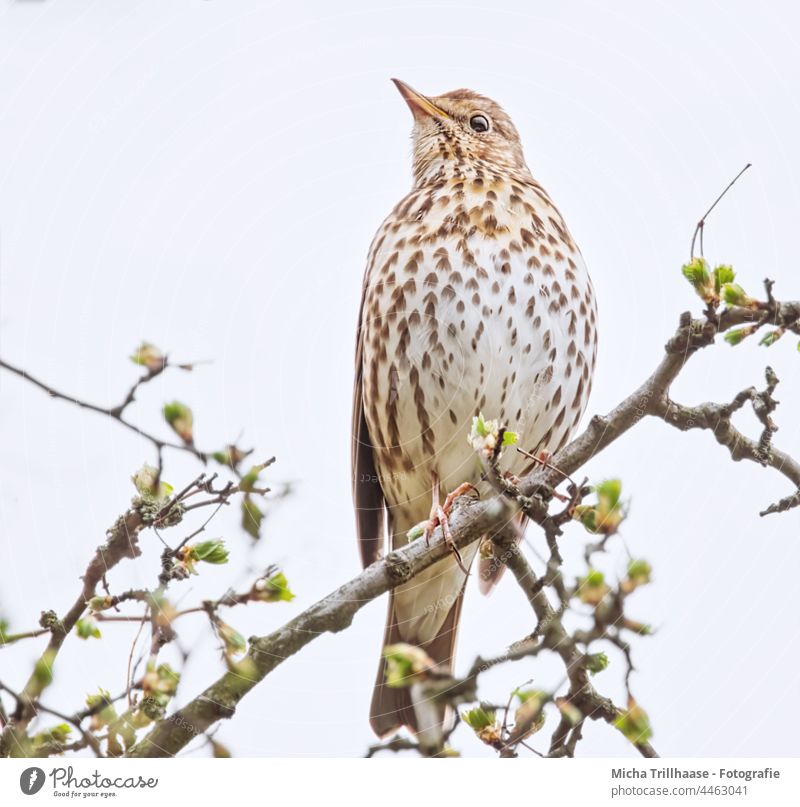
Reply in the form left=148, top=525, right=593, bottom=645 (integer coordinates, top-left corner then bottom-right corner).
left=1, top=0, right=799, bottom=757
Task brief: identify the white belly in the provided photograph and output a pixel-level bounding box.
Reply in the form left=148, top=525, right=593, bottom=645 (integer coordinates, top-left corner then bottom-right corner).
left=362, top=232, right=595, bottom=531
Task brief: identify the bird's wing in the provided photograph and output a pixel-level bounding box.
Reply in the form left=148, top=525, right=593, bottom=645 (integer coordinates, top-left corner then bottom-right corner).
left=352, top=281, right=387, bottom=568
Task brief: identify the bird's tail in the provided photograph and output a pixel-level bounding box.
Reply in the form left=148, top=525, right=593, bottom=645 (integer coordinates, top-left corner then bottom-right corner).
left=369, top=587, right=464, bottom=739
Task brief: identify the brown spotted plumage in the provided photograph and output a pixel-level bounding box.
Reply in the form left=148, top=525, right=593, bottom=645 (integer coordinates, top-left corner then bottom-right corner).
left=352, top=80, right=597, bottom=741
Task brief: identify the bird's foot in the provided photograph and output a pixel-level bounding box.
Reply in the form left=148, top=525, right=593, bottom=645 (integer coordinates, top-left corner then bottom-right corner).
left=442, top=482, right=479, bottom=515
left=423, top=481, right=478, bottom=575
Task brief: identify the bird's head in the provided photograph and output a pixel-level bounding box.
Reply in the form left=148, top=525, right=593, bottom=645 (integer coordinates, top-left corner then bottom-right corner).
left=392, top=79, right=529, bottom=186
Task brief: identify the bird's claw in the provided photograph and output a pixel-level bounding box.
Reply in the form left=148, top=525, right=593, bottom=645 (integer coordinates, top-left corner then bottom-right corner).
left=442, top=482, right=479, bottom=514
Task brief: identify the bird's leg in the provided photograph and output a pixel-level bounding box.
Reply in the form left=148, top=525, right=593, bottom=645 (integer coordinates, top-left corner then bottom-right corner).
left=423, top=476, right=478, bottom=575
left=423, top=474, right=441, bottom=548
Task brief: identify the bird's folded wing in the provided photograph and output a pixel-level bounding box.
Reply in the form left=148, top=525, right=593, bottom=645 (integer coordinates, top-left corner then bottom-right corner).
left=352, top=286, right=387, bottom=568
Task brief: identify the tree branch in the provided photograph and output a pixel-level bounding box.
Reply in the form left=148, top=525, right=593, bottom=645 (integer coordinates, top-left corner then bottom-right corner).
left=0, top=357, right=207, bottom=465
left=126, top=296, right=800, bottom=757
left=0, top=473, right=258, bottom=756
left=4, top=277, right=798, bottom=758
left=127, top=495, right=509, bottom=756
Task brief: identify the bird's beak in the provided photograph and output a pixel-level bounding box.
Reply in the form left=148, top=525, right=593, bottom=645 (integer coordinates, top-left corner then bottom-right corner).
left=391, top=78, right=450, bottom=121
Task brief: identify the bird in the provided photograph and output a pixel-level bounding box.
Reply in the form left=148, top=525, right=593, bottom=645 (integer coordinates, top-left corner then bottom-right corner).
left=352, top=79, right=598, bottom=743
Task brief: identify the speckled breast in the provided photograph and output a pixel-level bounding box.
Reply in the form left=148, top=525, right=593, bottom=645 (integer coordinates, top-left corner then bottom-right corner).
left=361, top=175, right=597, bottom=521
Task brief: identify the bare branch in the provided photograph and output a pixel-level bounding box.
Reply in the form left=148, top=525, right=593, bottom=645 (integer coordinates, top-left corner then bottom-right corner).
left=125, top=294, right=800, bottom=757
left=653, top=366, right=800, bottom=514
left=0, top=473, right=259, bottom=755
left=0, top=357, right=207, bottom=464
left=5, top=280, right=799, bottom=759
left=690, top=163, right=751, bottom=259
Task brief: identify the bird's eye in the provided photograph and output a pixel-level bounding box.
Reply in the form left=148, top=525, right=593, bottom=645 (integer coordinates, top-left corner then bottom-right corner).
left=469, top=114, right=490, bottom=133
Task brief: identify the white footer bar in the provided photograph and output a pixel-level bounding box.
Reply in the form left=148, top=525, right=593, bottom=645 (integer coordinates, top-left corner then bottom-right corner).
left=1, top=758, right=797, bottom=806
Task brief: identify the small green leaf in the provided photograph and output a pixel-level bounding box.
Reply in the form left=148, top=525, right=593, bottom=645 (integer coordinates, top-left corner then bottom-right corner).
left=713, top=264, right=735, bottom=292
left=132, top=463, right=172, bottom=501
left=627, top=559, right=652, bottom=586
left=501, top=430, right=518, bottom=446
left=85, top=688, right=112, bottom=709
left=382, top=643, right=434, bottom=688
left=461, top=705, right=496, bottom=731
left=574, top=479, right=625, bottom=535
left=759, top=329, right=783, bottom=347
left=721, top=283, right=751, bottom=307
left=461, top=705, right=502, bottom=745
left=681, top=257, right=710, bottom=286
left=239, top=460, right=272, bottom=493
left=596, top=479, right=621, bottom=509
left=86, top=595, right=114, bottom=613
left=75, top=618, right=102, bottom=640
left=576, top=569, right=610, bottom=605
left=217, top=621, right=247, bottom=656
left=585, top=652, right=609, bottom=676
left=253, top=571, right=295, bottom=603
left=179, top=540, right=229, bottom=575
left=32, top=723, right=72, bottom=750
left=681, top=258, right=714, bottom=302
left=195, top=540, right=229, bottom=564
left=623, top=619, right=653, bottom=636
left=724, top=327, right=755, bottom=346
left=142, top=662, right=180, bottom=698
left=241, top=496, right=264, bottom=539
left=572, top=504, right=597, bottom=533
left=212, top=445, right=248, bottom=469
left=163, top=401, right=194, bottom=443
left=586, top=569, right=604, bottom=586
left=130, top=342, right=165, bottom=372
left=184, top=539, right=229, bottom=571
left=44, top=724, right=71, bottom=744
left=614, top=699, right=653, bottom=744
left=406, top=523, right=425, bottom=541
left=85, top=689, right=117, bottom=728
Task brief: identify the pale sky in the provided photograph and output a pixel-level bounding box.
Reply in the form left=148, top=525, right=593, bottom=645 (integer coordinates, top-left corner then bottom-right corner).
left=1, top=0, right=799, bottom=757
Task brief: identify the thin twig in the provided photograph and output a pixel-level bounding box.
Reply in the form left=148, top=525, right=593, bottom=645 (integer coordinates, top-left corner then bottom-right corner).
left=690, top=163, right=752, bottom=259
left=0, top=358, right=207, bottom=463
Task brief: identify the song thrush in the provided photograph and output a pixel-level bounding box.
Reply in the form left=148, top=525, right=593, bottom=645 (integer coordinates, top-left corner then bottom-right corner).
left=352, top=79, right=598, bottom=741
